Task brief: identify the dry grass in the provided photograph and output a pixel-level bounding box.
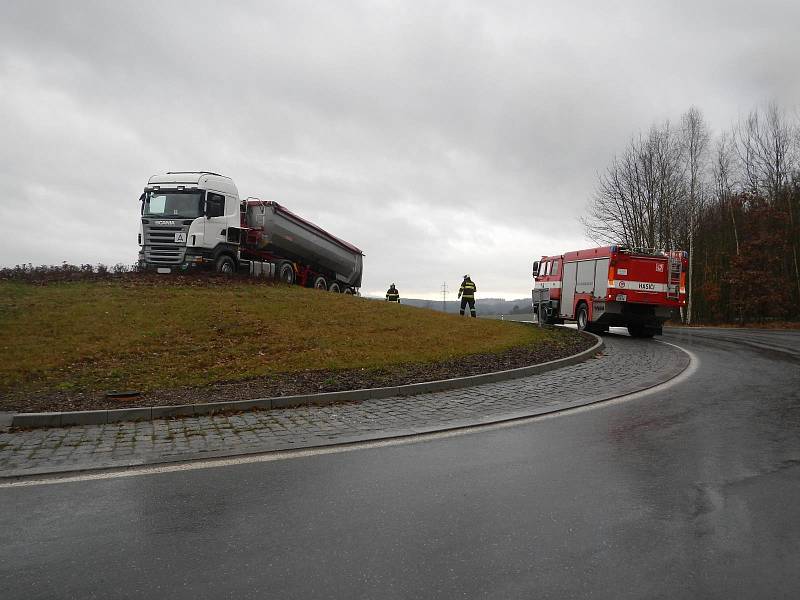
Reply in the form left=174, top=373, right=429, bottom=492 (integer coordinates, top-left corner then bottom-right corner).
left=0, top=281, right=558, bottom=395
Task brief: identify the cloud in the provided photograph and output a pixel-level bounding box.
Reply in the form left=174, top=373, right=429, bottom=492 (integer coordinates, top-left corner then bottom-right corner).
left=1, top=1, right=799, bottom=297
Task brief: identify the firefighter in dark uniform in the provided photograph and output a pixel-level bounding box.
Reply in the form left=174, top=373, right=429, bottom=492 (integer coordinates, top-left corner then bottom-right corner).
left=386, top=283, right=400, bottom=303
left=458, top=275, right=477, bottom=317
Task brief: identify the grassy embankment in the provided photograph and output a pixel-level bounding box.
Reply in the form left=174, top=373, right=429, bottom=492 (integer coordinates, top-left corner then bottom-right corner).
left=0, top=280, right=568, bottom=399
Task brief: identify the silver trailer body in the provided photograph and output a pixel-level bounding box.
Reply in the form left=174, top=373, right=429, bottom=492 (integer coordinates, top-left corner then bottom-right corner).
left=246, top=201, right=363, bottom=288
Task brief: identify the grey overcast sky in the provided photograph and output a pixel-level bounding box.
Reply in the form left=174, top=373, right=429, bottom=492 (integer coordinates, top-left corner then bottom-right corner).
left=1, top=1, right=798, bottom=299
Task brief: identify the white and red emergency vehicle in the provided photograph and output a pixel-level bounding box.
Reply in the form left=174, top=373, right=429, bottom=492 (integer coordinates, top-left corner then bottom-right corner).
left=532, top=245, right=687, bottom=337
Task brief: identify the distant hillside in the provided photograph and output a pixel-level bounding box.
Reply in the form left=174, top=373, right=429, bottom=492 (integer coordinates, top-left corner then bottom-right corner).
left=395, top=297, right=532, bottom=315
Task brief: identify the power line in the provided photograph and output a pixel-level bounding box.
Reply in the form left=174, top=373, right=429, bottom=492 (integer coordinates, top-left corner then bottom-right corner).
left=440, top=281, right=448, bottom=313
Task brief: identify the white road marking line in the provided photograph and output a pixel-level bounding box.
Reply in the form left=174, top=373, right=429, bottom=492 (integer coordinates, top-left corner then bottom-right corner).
left=1, top=342, right=697, bottom=489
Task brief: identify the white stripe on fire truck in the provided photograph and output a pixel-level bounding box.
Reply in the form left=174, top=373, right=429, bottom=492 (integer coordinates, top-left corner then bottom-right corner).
left=534, top=281, right=562, bottom=289
left=536, top=280, right=681, bottom=294
left=610, top=280, right=670, bottom=292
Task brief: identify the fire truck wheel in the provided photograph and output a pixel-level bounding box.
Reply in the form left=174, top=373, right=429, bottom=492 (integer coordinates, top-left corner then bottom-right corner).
left=576, top=303, right=589, bottom=331
left=313, top=275, right=327, bottom=290
left=215, top=255, right=236, bottom=274
left=328, top=281, right=341, bottom=293
left=343, top=287, right=354, bottom=295
left=278, top=262, right=295, bottom=285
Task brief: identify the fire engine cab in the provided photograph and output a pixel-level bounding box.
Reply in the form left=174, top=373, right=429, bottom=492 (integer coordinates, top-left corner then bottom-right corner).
left=532, top=245, right=687, bottom=337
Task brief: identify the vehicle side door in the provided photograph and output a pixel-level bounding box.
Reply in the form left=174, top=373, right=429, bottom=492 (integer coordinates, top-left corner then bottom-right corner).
left=559, top=261, right=577, bottom=318
left=204, top=192, right=227, bottom=250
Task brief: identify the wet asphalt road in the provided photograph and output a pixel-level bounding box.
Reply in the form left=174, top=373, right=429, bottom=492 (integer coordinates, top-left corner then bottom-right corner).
left=1, top=327, right=799, bottom=599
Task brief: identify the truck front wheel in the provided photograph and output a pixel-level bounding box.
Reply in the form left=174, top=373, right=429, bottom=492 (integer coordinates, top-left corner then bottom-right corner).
left=215, top=255, right=236, bottom=274
left=576, top=303, right=589, bottom=331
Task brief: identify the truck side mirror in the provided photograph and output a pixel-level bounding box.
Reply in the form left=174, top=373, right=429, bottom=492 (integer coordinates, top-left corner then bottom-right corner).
left=532, top=261, right=540, bottom=276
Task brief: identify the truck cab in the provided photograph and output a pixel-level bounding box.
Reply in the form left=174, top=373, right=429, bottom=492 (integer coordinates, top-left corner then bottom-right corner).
left=531, top=254, right=564, bottom=325
left=138, top=172, right=242, bottom=273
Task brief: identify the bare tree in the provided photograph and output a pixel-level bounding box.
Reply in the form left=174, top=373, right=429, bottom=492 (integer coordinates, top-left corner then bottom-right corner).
left=736, top=103, right=800, bottom=301
left=681, top=107, right=710, bottom=324
left=584, top=120, right=685, bottom=252
left=736, top=102, right=795, bottom=199
left=712, top=132, right=739, bottom=255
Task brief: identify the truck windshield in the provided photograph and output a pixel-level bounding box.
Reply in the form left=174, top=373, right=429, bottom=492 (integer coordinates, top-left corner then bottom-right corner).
left=142, top=191, right=204, bottom=218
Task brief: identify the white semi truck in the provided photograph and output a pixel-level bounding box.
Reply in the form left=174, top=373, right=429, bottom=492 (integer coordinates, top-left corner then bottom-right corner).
left=138, top=171, right=363, bottom=293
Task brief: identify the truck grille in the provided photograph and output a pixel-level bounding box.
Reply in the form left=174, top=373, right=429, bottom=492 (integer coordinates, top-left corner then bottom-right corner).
left=142, top=223, right=189, bottom=265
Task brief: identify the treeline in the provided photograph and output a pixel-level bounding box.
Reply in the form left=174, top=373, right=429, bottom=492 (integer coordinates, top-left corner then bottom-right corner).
left=584, top=103, right=800, bottom=324
left=0, top=263, right=270, bottom=286
left=0, top=262, right=136, bottom=282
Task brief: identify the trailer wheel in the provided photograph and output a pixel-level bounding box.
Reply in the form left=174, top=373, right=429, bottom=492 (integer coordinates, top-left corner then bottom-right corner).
left=313, top=275, right=327, bottom=290
left=576, top=303, right=589, bottom=331
left=328, top=282, right=341, bottom=293
left=215, top=255, right=236, bottom=274
left=278, top=262, right=295, bottom=285
left=343, top=287, right=354, bottom=295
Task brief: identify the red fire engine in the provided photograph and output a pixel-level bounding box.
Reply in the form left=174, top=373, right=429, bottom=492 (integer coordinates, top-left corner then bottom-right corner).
left=532, top=245, right=687, bottom=337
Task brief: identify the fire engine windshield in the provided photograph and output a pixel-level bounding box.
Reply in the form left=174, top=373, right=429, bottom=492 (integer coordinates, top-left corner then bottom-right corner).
left=142, top=190, right=204, bottom=218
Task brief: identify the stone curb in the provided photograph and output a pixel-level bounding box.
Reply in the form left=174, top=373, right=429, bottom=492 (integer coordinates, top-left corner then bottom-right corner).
left=11, top=333, right=604, bottom=429
left=0, top=339, right=691, bottom=481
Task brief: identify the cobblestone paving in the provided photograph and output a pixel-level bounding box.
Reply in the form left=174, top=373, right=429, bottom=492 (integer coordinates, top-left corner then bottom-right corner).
left=0, top=335, right=688, bottom=477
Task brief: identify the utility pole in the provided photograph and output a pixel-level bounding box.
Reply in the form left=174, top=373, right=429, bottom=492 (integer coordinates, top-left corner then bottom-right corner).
left=441, top=282, right=448, bottom=313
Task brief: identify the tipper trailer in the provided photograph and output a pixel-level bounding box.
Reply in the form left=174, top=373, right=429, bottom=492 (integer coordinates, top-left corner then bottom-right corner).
left=137, top=171, right=363, bottom=293
left=532, top=245, right=687, bottom=337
